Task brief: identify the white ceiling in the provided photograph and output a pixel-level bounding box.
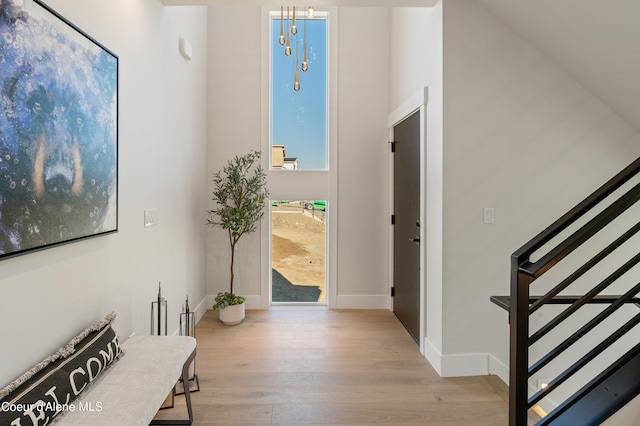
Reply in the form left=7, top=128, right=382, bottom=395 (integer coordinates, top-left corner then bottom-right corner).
left=478, top=0, right=640, bottom=131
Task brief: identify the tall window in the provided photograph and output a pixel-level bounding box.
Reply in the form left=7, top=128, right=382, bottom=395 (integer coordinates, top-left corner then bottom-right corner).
left=271, top=9, right=327, bottom=170
left=268, top=9, right=330, bottom=306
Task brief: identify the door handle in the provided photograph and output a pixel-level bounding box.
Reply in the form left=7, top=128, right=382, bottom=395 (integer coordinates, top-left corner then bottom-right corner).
left=409, top=236, right=420, bottom=244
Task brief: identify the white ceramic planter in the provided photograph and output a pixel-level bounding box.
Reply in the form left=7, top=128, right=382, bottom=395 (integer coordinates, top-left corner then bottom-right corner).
left=219, top=302, right=245, bottom=325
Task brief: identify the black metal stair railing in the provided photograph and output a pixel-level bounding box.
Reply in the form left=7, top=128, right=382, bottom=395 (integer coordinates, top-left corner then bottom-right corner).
left=492, top=157, right=640, bottom=426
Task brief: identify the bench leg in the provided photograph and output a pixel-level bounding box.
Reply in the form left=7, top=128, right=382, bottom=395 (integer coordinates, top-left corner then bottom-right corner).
left=150, top=348, right=196, bottom=425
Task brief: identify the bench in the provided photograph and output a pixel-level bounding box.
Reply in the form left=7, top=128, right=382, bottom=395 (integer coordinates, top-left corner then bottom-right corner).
left=60, top=335, right=196, bottom=426
left=0, top=314, right=196, bottom=426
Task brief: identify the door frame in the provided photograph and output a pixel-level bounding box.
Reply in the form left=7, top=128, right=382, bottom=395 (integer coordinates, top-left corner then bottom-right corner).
left=388, top=87, right=428, bottom=354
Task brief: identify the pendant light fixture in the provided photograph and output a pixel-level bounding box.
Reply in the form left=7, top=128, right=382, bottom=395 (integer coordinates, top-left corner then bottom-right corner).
left=279, top=6, right=285, bottom=45
left=301, top=18, right=308, bottom=72
left=285, top=6, right=292, bottom=56
left=291, top=6, right=297, bottom=35
left=294, top=38, right=300, bottom=91
left=279, top=6, right=313, bottom=90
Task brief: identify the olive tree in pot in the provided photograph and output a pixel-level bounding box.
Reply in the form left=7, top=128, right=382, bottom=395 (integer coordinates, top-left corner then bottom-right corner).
left=207, top=151, right=269, bottom=325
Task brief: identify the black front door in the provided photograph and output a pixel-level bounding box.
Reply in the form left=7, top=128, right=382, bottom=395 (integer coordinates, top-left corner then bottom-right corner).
left=392, top=110, right=421, bottom=344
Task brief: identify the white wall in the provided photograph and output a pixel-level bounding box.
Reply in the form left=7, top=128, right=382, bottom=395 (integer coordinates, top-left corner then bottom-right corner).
left=0, top=0, right=208, bottom=386
left=206, top=5, right=264, bottom=304
left=441, top=0, right=640, bottom=377
left=335, top=7, right=390, bottom=306
left=442, top=2, right=640, bottom=421
left=390, top=0, right=640, bottom=382
left=206, top=6, right=391, bottom=309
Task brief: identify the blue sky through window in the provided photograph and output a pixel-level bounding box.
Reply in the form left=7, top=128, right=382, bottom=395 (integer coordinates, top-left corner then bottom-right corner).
left=272, top=17, right=327, bottom=170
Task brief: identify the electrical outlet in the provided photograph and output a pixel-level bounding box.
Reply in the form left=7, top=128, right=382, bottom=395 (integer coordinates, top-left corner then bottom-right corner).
left=144, top=208, right=158, bottom=227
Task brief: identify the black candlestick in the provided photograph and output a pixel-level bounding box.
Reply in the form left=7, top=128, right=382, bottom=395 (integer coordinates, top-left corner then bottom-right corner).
left=178, top=295, right=199, bottom=394
left=150, top=282, right=168, bottom=335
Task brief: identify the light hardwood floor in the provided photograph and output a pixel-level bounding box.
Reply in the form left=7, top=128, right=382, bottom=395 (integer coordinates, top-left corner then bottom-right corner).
left=156, top=308, right=512, bottom=425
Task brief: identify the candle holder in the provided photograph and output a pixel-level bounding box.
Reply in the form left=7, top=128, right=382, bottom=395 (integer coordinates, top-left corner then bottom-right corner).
left=176, top=295, right=200, bottom=394
left=151, top=283, right=175, bottom=409
left=150, top=282, right=168, bottom=336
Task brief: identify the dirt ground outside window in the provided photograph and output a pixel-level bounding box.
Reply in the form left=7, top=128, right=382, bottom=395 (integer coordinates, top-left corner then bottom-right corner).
left=271, top=202, right=326, bottom=303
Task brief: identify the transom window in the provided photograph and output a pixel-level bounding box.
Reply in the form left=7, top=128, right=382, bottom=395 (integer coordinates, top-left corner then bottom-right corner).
left=270, top=8, right=327, bottom=171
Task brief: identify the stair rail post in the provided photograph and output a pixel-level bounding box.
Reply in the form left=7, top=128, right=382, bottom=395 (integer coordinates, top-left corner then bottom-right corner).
left=510, top=254, right=532, bottom=426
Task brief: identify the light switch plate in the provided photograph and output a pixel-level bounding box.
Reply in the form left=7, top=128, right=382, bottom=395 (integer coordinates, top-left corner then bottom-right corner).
left=179, top=37, right=192, bottom=61
left=144, top=208, right=158, bottom=227
left=483, top=207, right=495, bottom=224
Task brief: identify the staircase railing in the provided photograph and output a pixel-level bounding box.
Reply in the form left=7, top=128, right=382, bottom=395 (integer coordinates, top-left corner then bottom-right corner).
left=493, top=157, right=640, bottom=425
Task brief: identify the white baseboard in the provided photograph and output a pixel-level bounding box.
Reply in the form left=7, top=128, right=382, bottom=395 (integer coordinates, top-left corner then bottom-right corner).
left=203, top=294, right=391, bottom=310
left=192, top=295, right=210, bottom=324
left=441, top=352, right=491, bottom=377
left=335, top=294, right=391, bottom=309
left=243, top=295, right=262, bottom=309
left=167, top=294, right=210, bottom=336
left=489, top=355, right=509, bottom=385
left=424, top=338, right=443, bottom=375
left=424, top=340, right=510, bottom=381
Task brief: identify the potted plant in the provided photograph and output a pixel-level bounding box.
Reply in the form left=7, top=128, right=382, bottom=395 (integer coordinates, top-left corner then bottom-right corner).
left=207, top=150, right=269, bottom=325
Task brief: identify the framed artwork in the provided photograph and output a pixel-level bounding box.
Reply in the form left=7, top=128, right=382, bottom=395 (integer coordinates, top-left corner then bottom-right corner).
left=0, top=0, right=118, bottom=260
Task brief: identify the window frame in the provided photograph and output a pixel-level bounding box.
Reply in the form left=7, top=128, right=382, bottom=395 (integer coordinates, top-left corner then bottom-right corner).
left=268, top=9, right=330, bottom=172
left=260, top=6, right=339, bottom=310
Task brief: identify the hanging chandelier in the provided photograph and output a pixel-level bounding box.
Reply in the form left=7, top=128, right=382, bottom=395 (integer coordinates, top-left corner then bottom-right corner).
left=279, top=6, right=314, bottom=91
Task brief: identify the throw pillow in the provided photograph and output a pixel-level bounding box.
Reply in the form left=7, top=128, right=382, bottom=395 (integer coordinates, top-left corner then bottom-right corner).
left=0, top=312, right=124, bottom=425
